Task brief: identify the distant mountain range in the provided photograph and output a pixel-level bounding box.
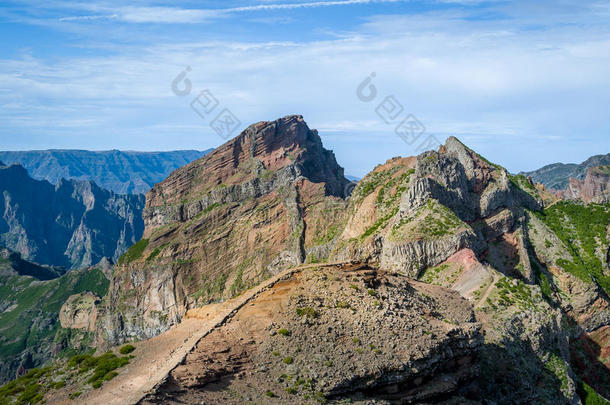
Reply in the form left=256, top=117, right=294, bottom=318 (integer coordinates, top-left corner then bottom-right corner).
left=521, top=153, right=610, bottom=190
left=0, top=161, right=144, bottom=269
left=0, top=149, right=212, bottom=194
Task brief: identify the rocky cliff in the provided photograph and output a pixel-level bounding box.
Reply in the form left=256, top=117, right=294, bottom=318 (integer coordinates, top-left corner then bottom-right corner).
left=100, top=115, right=350, bottom=344
left=0, top=162, right=145, bottom=269
left=0, top=150, right=211, bottom=194
left=563, top=165, right=610, bottom=203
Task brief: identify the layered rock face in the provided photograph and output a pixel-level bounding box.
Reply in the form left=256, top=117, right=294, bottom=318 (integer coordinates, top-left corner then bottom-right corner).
left=142, top=264, right=483, bottom=404
left=100, top=115, right=350, bottom=344
left=0, top=162, right=145, bottom=268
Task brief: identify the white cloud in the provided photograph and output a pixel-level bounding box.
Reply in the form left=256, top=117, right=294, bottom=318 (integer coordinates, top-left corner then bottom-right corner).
left=55, top=0, right=405, bottom=24
left=1, top=0, right=609, bottom=173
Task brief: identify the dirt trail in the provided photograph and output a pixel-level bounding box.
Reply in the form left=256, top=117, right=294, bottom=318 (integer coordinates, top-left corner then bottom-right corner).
left=474, top=271, right=499, bottom=310
left=57, top=262, right=352, bottom=405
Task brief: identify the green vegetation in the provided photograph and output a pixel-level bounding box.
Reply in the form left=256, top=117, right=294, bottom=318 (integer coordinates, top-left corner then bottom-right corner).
left=355, top=169, right=393, bottom=199
left=296, top=307, right=319, bottom=319
left=230, top=258, right=254, bottom=297
left=312, top=223, right=341, bottom=246
left=119, top=344, right=135, bottom=355
left=117, top=238, right=149, bottom=265
left=391, top=200, right=466, bottom=241
left=419, top=263, right=450, bottom=284
left=578, top=382, right=610, bottom=405
left=283, top=356, right=294, bottom=365
left=0, top=268, right=109, bottom=364
left=0, top=347, right=132, bottom=403
left=265, top=390, right=276, bottom=398
left=360, top=207, right=398, bottom=240
left=146, top=246, right=163, bottom=262
left=493, top=277, right=542, bottom=311
left=375, top=169, right=414, bottom=208
left=305, top=253, right=321, bottom=264
left=535, top=202, right=610, bottom=294
left=69, top=351, right=129, bottom=389
left=0, top=367, right=52, bottom=404
left=544, top=353, right=570, bottom=396
left=277, top=328, right=291, bottom=336
left=191, top=273, right=228, bottom=302
left=509, top=174, right=537, bottom=196
left=335, top=301, right=350, bottom=309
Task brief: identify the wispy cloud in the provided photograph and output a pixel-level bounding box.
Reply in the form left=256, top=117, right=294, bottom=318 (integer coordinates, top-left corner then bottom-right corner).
left=57, top=0, right=404, bottom=24
left=1, top=0, right=609, bottom=174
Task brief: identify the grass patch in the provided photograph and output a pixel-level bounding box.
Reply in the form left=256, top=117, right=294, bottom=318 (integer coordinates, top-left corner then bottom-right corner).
left=117, top=239, right=149, bottom=265
left=119, top=344, right=135, bottom=355
left=336, top=301, right=350, bottom=309
left=277, top=328, right=291, bottom=336
left=534, top=202, right=610, bottom=294
left=296, top=307, right=319, bottom=319
left=578, top=381, right=610, bottom=405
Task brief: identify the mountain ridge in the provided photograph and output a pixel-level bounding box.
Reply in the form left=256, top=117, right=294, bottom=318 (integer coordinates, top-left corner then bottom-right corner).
left=521, top=153, right=610, bottom=190
left=1, top=116, right=608, bottom=404
left=84, top=116, right=608, bottom=403
left=0, top=149, right=212, bottom=194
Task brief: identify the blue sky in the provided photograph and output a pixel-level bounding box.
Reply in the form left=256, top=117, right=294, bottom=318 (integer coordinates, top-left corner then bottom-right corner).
left=1, top=0, right=609, bottom=177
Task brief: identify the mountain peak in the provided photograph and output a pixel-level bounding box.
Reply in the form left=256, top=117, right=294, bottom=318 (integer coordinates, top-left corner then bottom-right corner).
left=145, top=115, right=348, bottom=213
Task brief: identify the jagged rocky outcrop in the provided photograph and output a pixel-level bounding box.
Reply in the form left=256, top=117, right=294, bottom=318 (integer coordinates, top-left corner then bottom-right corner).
left=0, top=150, right=211, bottom=194
left=563, top=165, right=610, bottom=203
left=100, top=115, right=350, bottom=344
left=325, top=136, right=606, bottom=403
left=331, top=136, right=541, bottom=277
left=59, top=292, right=101, bottom=332
left=0, top=162, right=145, bottom=268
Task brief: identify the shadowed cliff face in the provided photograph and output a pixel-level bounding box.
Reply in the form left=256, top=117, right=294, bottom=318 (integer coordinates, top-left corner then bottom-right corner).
left=0, top=162, right=145, bottom=269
